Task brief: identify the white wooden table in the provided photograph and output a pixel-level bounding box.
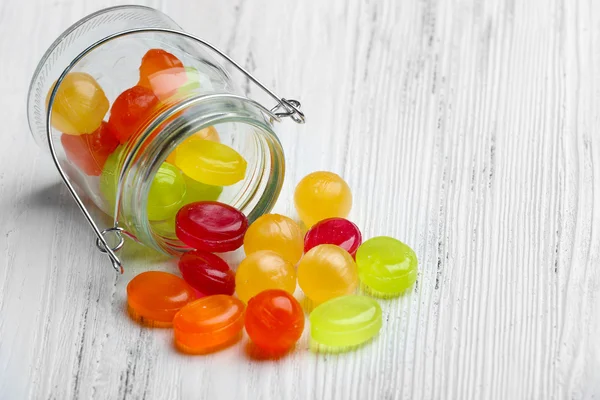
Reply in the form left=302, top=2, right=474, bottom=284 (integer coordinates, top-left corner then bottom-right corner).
left=1, top=0, right=599, bottom=398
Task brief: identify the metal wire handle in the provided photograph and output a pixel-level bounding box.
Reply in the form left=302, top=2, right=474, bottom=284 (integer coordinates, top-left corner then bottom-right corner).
left=45, top=28, right=305, bottom=273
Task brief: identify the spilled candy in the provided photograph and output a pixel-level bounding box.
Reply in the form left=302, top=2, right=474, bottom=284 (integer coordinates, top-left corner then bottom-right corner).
left=310, top=295, right=382, bottom=350
left=235, top=250, right=296, bottom=303
left=175, top=201, right=248, bottom=252
left=304, top=217, right=362, bottom=258
left=297, top=244, right=358, bottom=304
left=243, top=214, right=304, bottom=264
left=355, top=236, right=418, bottom=297
left=245, top=289, right=304, bottom=355
left=127, top=271, right=195, bottom=326
left=178, top=250, right=235, bottom=296
left=174, top=295, right=245, bottom=354
left=294, top=171, right=352, bottom=228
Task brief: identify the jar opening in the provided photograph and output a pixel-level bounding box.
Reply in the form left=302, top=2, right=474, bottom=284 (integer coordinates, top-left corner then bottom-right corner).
left=118, top=95, right=285, bottom=256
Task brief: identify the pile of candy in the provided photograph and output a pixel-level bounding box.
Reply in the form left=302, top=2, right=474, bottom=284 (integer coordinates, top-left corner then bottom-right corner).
left=50, top=49, right=246, bottom=226
left=128, top=171, right=418, bottom=356
left=48, top=47, right=418, bottom=356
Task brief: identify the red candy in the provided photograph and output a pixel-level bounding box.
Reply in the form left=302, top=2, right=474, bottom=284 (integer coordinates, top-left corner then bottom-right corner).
left=107, top=85, right=159, bottom=144
left=178, top=250, right=235, bottom=296
left=304, top=217, right=362, bottom=258
left=244, top=289, right=305, bottom=355
left=175, top=201, right=249, bottom=252
left=138, top=49, right=186, bottom=99
left=61, top=121, right=119, bottom=176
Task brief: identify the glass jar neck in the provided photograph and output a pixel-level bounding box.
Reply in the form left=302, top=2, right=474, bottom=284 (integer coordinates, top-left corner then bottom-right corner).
left=117, top=94, right=285, bottom=256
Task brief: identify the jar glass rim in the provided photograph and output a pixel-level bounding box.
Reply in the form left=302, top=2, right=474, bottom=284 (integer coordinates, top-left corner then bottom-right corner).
left=118, top=94, right=285, bottom=256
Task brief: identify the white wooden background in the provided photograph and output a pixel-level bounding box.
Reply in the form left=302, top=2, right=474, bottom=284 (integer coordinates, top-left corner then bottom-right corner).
left=1, top=0, right=599, bottom=399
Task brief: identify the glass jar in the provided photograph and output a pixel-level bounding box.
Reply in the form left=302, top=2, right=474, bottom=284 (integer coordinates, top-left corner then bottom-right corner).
left=26, top=5, right=304, bottom=270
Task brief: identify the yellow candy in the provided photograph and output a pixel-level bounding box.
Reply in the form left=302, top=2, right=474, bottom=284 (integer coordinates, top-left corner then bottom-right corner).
left=172, top=134, right=246, bottom=186
left=297, top=244, right=358, bottom=304
left=294, top=171, right=352, bottom=228
left=243, top=214, right=304, bottom=264
left=235, top=250, right=296, bottom=303
left=46, top=72, right=109, bottom=135
left=166, top=126, right=220, bottom=164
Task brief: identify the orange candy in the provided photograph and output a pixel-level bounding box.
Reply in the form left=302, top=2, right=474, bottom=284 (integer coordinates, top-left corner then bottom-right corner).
left=245, top=289, right=304, bottom=355
left=126, top=271, right=195, bottom=326
left=174, top=295, right=245, bottom=354
left=107, top=85, right=159, bottom=144
left=138, top=48, right=186, bottom=100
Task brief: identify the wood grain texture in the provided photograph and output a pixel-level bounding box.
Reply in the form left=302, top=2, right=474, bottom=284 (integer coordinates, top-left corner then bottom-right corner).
left=1, top=0, right=599, bottom=399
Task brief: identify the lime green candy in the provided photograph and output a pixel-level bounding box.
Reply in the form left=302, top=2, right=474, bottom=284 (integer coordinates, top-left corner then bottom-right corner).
left=182, top=174, right=222, bottom=204
left=310, top=295, right=382, bottom=350
left=355, top=236, right=418, bottom=297
left=99, top=145, right=126, bottom=216
left=146, top=162, right=186, bottom=221
left=100, top=148, right=186, bottom=221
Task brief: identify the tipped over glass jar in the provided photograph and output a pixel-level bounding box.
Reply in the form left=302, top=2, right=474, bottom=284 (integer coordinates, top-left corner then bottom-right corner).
left=26, top=5, right=304, bottom=270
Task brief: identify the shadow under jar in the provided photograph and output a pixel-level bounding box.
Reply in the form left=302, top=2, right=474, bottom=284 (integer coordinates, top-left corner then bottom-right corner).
left=26, top=6, right=302, bottom=263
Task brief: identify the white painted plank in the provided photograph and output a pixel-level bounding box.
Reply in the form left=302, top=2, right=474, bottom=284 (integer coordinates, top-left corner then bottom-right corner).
left=0, top=0, right=599, bottom=399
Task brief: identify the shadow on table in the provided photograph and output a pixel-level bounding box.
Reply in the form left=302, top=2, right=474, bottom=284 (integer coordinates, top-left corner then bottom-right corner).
left=24, top=181, right=171, bottom=267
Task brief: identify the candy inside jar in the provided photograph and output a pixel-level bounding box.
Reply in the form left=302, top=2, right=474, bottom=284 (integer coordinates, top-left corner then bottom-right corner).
left=29, top=18, right=287, bottom=257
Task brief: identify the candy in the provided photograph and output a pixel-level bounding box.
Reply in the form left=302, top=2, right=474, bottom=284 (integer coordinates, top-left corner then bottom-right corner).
left=147, top=162, right=186, bottom=221
left=127, top=271, right=195, bottom=326
left=100, top=150, right=185, bottom=220
left=297, top=244, right=358, bottom=304
left=166, top=126, right=221, bottom=164
left=138, top=48, right=186, bottom=99
left=175, top=201, right=248, bottom=252
left=243, top=214, right=304, bottom=264
left=304, top=217, right=362, bottom=258
left=178, top=250, right=235, bottom=296
left=244, top=289, right=304, bottom=355
left=61, top=121, right=119, bottom=176
left=235, top=250, right=296, bottom=303
left=173, top=136, right=247, bottom=186
left=355, top=236, right=418, bottom=297
left=174, top=295, right=245, bottom=354
left=182, top=174, right=222, bottom=204
left=107, top=85, right=159, bottom=144
left=309, top=295, right=382, bottom=350
left=47, top=72, right=109, bottom=135
left=99, top=145, right=125, bottom=215
left=294, top=171, right=352, bottom=228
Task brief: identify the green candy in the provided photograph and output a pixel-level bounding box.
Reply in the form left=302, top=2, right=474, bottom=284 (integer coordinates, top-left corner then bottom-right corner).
left=355, top=236, right=418, bottom=297
left=310, top=295, right=382, bottom=351
left=99, top=145, right=125, bottom=217
left=100, top=148, right=186, bottom=221
left=182, top=173, right=222, bottom=205
left=146, top=162, right=186, bottom=221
